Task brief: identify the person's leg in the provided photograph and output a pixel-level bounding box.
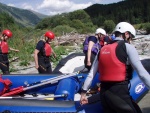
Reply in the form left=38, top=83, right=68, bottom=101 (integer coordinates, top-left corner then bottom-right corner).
left=132, top=100, right=142, bottom=113
left=38, top=64, right=47, bottom=74
left=0, top=62, right=10, bottom=74
left=84, top=53, right=91, bottom=71
left=100, top=89, right=116, bottom=113
left=100, top=82, right=142, bottom=113
left=46, top=62, right=52, bottom=74
left=84, top=53, right=96, bottom=71
left=90, top=53, right=96, bottom=65
left=38, top=58, right=48, bottom=74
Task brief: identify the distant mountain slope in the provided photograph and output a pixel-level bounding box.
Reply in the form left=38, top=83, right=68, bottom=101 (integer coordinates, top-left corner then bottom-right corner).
left=0, top=2, right=48, bottom=27
left=84, top=0, right=150, bottom=26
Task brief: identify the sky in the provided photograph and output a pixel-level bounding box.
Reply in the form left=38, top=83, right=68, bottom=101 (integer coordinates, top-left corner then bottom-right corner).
left=0, top=0, right=123, bottom=16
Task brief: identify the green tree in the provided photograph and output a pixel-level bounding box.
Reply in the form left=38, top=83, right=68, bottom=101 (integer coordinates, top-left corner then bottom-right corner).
left=144, top=23, right=150, bottom=34
left=68, top=10, right=91, bottom=23
left=103, top=20, right=115, bottom=33
left=53, top=25, right=76, bottom=36
left=0, top=13, right=15, bottom=30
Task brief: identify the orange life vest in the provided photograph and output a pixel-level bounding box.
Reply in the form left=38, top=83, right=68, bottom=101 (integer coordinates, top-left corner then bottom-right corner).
left=99, top=42, right=126, bottom=82
left=44, top=43, right=52, bottom=57
left=99, top=36, right=104, bottom=47
left=0, top=41, right=9, bottom=54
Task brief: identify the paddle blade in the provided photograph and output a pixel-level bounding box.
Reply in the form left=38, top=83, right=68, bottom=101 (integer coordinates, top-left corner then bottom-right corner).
left=1, top=86, right=24, bottom=96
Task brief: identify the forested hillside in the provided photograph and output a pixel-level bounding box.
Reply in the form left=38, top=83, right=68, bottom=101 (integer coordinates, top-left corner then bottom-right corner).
left=84, top=0, right=150, bottom=27
left=0, top=2, right=47, bottom=27
left=1, top=0, right=150, bottom=70
left=35, top=0, right=150, bottom=34
left=35, top=10, right=97, bottom=35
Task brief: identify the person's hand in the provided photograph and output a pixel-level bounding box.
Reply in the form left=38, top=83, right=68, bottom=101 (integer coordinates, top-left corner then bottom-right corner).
left=35, top=64, right=39, bottom=69
left=80, top=93, right=88, bottom=105
left=87, top=61, right=91, bottom=66
left=15, top=49, right=19, bottom=52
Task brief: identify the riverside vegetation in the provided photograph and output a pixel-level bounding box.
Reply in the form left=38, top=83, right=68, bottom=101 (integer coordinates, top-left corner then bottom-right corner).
left=1, top=0, right=150, bottom=72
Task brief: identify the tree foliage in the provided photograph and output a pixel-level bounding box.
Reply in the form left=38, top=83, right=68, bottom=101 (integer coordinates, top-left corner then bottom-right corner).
left=84, top=0, right=150, bottom=26
left=35, top=10, right=96, bottom=35
left=103, top=20, right=115, bottom=34
left=0, top=13, right=15, bottom=31
left=53, top=25, right=75, bottom=36
left=143, top=23, right=150, bottom=34
left=1, top=0, right=150, bottom=69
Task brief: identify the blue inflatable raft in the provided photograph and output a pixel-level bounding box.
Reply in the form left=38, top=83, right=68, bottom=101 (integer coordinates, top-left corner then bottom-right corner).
left=0, top=53, right=149, bottom=113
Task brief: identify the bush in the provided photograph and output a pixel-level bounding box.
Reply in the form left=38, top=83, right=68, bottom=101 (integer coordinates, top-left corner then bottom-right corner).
left=144, top=23, right=150, bottom=34
left=103, top=20, right=115, bottom=34
left=53, top=25, right=76, bottom=36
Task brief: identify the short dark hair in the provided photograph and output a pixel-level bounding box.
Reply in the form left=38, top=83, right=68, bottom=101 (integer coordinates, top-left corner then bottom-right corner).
left=114, top=31, right=122, bottom=37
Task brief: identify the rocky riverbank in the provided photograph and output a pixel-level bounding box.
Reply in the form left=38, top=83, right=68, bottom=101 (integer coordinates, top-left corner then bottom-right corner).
left=8, top=35, right=150, bottom=113
left=132, top=35, right=150, bottom=56
left=11, top=35, right=150, bottom=74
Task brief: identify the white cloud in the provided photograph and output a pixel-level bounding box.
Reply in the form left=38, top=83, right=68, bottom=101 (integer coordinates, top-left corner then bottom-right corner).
left=21, top=3, right=34, bottom=11
left=7, top=3, right=15, bottom=7
left=0, top=0, right=122, bottom=15
left=93, top=0, right=102, bottom=3
left=37, top=0, right=92, bottom=15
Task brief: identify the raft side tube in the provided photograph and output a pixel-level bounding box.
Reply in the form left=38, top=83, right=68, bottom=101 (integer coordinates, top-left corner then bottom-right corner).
left=130, top=59, right=150, bottom=102
left=0, top=99, right=76, bottom=112
left=55, top=77, right=80, bottom=100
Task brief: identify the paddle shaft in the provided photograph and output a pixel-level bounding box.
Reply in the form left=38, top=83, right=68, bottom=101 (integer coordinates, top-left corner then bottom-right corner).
left=0, top=94, right=66, bottom=100
left=26, top=72, right=78, bottom=87
left=24, top=72, right=78, bottom=91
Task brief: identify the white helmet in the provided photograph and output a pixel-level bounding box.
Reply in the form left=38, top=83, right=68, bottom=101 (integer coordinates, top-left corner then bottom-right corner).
left=95, top=28, right=106, bottom=35
left=113, top=22, right=136, bottom=37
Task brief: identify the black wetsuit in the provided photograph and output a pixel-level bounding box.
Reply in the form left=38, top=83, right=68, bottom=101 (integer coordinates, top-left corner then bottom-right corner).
left=36, top=40, right=52, bottom=74
left=0, top=54, right=9, bottom=74
left=0, top=41, right=10, bottom=74
left=82, top=37, right=150, bottom=113
left=100, top=40, right=142, bottom=113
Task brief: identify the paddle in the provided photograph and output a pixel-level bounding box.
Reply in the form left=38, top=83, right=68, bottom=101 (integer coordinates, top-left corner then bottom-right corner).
left=0, top=94, right=67, bottom=100
left=1, top=72, right=79, bottom=97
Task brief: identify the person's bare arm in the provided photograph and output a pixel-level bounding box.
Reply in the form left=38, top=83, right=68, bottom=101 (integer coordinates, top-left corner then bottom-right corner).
left=87, top=41, right=94, bottom=66
left=80, top=56, right=98, bottom=105
left=34, top=49, right=39, bottom=69
left=9, top=47, right=19, bottom=52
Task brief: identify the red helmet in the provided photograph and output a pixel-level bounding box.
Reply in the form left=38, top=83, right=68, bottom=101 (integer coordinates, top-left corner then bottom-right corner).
left=2, top=29, right=13, bottom=38
left=44, top=31, right=55, bottom=39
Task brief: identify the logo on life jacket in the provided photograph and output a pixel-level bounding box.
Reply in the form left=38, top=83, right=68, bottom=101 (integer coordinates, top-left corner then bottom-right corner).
left=101, top=49, right=110, bottom=54
left=0, top=41, right=9, bottom=54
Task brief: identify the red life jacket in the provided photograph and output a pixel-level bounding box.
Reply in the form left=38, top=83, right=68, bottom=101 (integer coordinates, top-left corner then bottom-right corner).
left=99, top=42, right=126, bottom=82
left=99, top=36, right=104, bottom=47
left=0, top=41, right=9, bottom=54
left=44, top=43, right=52, bottom=57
